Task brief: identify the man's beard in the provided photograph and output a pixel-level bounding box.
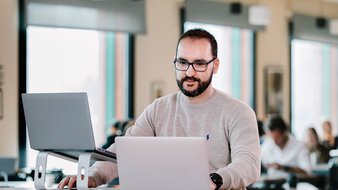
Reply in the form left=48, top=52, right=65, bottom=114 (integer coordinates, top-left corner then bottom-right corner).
left=176, top=73, right=213, bottom=97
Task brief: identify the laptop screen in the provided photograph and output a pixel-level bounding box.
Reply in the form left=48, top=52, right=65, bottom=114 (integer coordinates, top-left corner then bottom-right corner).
left=22, top=93, right=96, bottom=151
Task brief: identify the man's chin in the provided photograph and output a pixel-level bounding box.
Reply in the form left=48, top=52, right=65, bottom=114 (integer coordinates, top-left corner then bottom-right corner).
left=183, top=87, right=197, bottom=93
left=182, top=89, right=199, bottom=97
left=183, top=86, right=197, bottom=91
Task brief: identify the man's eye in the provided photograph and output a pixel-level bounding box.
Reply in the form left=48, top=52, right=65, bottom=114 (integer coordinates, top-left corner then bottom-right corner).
left=194, top=62, right=207, bottom=66
left=178, top=61, right=189, bottom=65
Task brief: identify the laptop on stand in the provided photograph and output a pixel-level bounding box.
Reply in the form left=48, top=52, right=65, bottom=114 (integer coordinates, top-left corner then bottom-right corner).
left=22, top=92, right=116, bottom=162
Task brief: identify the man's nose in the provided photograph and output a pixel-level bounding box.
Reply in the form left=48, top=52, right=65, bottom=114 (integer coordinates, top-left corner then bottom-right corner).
left=185, top=65, right=196, bottom=77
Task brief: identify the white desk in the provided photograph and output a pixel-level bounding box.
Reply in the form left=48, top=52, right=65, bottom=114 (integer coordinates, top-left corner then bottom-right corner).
left=250, top=174, right=320, bottom=190
left=0, top=181, right=119, bottom=190
left=283, top=182, right=318, bottom=190
left=0, top=181, right=34, bottom=188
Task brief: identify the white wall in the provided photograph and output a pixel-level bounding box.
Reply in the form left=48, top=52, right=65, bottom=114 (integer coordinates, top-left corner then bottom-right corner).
left=134, top=0, right=183, bottom=115
left=0, top=0, right=18, bottom=157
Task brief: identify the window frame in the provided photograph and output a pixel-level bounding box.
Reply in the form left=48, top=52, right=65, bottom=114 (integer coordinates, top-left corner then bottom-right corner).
left=18, top=0, right=135, bottom=167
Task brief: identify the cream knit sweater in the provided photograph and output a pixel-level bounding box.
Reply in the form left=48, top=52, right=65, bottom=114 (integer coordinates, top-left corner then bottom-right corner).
left=89, top=89, right=260, bottom=190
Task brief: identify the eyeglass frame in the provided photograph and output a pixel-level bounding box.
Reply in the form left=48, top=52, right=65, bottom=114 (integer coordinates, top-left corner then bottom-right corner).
left=173, top=57, right=217, bottom=72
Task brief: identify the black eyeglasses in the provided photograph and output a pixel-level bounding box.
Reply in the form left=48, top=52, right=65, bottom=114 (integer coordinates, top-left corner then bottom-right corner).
left=173, top=58, right=216, bottom=72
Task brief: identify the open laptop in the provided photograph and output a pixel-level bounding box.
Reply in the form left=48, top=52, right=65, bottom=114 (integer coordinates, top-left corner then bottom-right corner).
left=22, top=92, right=116, bottom=162
left=115, top=136, right=210, bottom=190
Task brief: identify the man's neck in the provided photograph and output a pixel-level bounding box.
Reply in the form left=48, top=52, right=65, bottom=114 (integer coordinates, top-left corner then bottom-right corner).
left=183, top=86, right=215, bottom=104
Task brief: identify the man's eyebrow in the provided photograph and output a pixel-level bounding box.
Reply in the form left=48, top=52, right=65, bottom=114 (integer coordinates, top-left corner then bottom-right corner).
left=176, top=58, right=207, bottom=62
left=193, top=59, right=207, bottom=62
left=176, top=57, right=188, bottom=61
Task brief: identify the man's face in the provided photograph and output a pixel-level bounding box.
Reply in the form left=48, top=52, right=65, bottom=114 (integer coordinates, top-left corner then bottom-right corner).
left=269, top=130, right=287, bottom=147
left=175, top=38, right=219, bottom=97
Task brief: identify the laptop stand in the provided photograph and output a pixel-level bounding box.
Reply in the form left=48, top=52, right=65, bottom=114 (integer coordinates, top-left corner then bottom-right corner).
left=34, top=151, right=116, bottom=189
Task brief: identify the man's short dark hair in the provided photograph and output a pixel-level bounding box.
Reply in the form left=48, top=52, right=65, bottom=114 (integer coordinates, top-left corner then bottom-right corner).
left=176, top=28, right=218, bottom=58
left=266, top=115, right=288, bottom=133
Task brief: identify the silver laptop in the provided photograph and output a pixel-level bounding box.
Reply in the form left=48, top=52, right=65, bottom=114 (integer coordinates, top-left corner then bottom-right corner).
left=115, top=137, right=210, bottom=190
left=22, top=92, right=116, bottom=161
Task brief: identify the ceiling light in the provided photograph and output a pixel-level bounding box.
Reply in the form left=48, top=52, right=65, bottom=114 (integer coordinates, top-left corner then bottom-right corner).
left=329, top=19, right=338, bottom=35
left=248, top=5, right=271, bottom=26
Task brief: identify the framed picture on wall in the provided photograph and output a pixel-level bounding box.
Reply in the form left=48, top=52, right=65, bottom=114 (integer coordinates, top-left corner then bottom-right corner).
left=0, top=88, right=2, bottom=120
left=0, top=64, right=3, bottom=120
left=264, top=66, right=283, bottom=116
left=150, top=81, right=165, bottom=101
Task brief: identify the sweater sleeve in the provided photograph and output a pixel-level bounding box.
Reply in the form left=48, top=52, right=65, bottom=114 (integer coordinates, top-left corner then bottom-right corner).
left=217, top=104, right=261, bottom=189
left=88, top=144, right=119, bottom=186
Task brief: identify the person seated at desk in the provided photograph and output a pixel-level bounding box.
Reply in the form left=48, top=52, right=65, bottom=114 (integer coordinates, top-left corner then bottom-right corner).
left=101, top=121, right=121, bottom=149
left=305, top=127, right=330, bottom=166
left=321, top=120, right=338, bottom=150
left=261, top=115, right=312, bottom=178
left=101, top=120, right=133, bottom=149
left=58, top=28, right=261, bottom=190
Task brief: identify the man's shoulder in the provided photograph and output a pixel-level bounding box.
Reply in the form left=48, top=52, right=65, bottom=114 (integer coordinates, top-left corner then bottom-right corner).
left=154, top=91, right=179, bottom=102
left=213, top=89, right=254, bottom=114
left=149, top=91, right=179, bottom=108
left=214, top=89, right=251, bottom=106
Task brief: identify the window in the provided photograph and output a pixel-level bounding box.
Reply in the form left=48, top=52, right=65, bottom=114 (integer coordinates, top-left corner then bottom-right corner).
left=184, top=22, right=255, bottom=107
left=26, top=26, right=132, bottom=174
left=291, top=39, right=338, bottom=139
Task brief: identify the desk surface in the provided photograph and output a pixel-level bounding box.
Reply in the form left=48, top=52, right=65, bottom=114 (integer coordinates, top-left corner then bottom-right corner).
left=0, top=181, right=119, bottom=190
left=283, top=182, right=318, bottom=190
left=1, top=181, right=317, bottom=190
left=250, top=182, right=318, bottom=190
left=0, top=181, right=34, bottom=188
left=0, top=188, right=118, bottom=190
left=249, top=174, right=320, bottom=190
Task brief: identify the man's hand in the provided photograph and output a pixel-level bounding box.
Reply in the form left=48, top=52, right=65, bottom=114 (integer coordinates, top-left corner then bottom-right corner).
left=57, top=175, right=96, bottom=189
left=210, top=178, right=217, bottom=190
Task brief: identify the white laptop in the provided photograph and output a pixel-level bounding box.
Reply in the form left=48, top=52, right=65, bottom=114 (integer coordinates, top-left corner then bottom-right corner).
left=21, top=92, right=116, bottom=161
left=115, top=136, right=210, bottom=190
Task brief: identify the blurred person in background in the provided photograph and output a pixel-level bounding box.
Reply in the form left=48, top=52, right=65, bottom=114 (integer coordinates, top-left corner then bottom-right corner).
left=101, top=121, right=121, bottom=149
left=321, top=120, right=338, bottom=150
left=257, top=119, right=265, bottom=145
left=261, top=115, right=311, bottom=178
left=102, top=120, right=132, bottom=149
left=305, top=127, right=330, bottom=166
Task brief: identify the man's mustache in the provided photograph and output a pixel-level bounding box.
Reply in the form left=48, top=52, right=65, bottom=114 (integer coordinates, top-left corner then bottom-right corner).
left=182, top=76, right=200, bottom=82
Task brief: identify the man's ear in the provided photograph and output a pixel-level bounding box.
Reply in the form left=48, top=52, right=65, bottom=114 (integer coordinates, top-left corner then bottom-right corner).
left=213, top=58, right=220, bottom=74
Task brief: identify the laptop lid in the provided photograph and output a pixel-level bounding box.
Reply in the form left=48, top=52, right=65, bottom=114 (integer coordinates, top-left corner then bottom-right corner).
left=115, top=137, right=210, bottom=190
left=22, top=93, right=96, bottom=151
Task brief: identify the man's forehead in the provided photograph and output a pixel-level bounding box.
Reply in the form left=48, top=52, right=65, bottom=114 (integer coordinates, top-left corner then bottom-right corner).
left=178, top=37, right=210, bottom=46
left=176, top=38, right=212, bottom=58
